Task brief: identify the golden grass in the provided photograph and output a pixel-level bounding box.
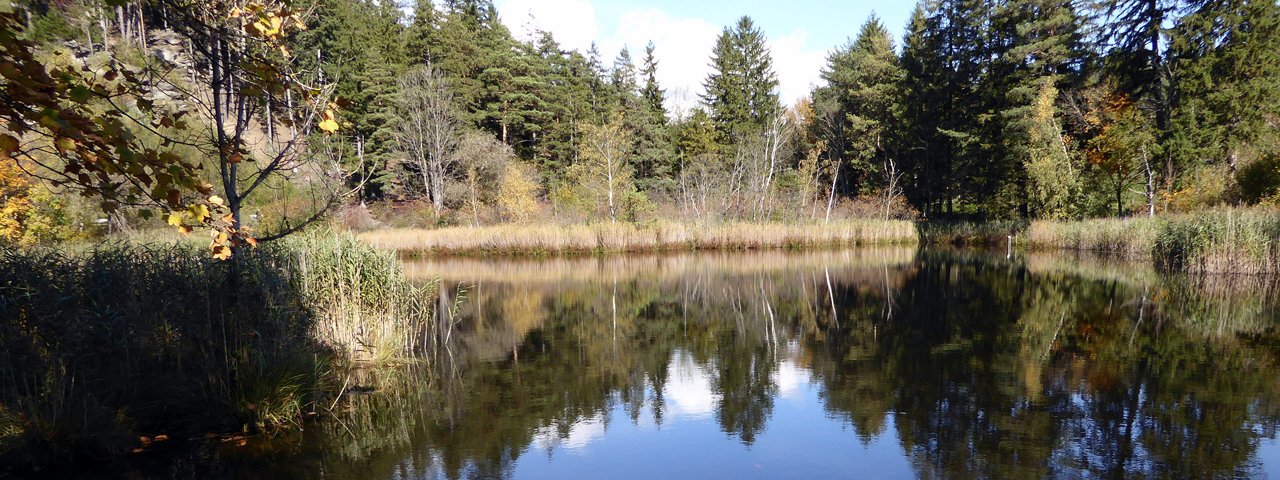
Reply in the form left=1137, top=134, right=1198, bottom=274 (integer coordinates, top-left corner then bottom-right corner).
left=358, top=220, right=918, bottom=256
left=1025, top=216, right=1161, bottom=257
left=1025, top=207, right=1280, bottom=274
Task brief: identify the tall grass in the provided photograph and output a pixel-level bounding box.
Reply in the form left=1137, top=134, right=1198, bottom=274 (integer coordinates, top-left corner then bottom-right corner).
left=358, top=219, right=918, bottom=256
left=1026, top=216, right=1161, bottom=257
left=1026, top=208, right=1280, bottom=274
left=0, top=230, right=433, bottom=471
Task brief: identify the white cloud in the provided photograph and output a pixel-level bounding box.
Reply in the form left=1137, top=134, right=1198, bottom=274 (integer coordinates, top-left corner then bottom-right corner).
left=664, top=349, right=718, bottom=419
left=498, top=0, right=600, bottom=51
left=769, top=29, right=826, bottom=108
left=496, top=1, right=824, bottom=114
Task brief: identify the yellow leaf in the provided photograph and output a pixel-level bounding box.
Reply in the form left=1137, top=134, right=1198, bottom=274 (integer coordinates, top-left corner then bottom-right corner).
left=0, top=134, right=17, bottom=156
left=188, top=203, right=211, bottom=222
left=212, top=245, right=232, bottom=261
left=318, top=118, right=339, bottom=134
left=55, top=137, right=75, bottom=154
left=167, top=213, right=184, bottom=227
left=178, top=225, right=193, bottom=235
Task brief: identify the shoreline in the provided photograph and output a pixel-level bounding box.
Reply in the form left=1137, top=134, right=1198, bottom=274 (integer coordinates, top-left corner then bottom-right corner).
left=355, top=208, right=1280, bottom=275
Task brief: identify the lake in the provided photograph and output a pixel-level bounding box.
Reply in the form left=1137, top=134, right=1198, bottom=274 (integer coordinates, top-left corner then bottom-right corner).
left=168, top=248, right=1280, bottom=479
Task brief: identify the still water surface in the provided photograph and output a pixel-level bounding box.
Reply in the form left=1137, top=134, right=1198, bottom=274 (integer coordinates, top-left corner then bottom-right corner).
left=197, top=248, right=1280, bottom=479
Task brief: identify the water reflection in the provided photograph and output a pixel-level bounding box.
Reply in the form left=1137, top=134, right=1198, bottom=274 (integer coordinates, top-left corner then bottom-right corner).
left=173, top=248, right=1280, bottom=479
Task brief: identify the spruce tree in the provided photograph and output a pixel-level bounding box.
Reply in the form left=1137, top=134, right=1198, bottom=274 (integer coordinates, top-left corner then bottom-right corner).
left=815, top=15, right=904, bottom=195
left=1168, top=0, right=1280, bottom=175
left=701, top=16, right=779, bottom=141
left=1000, top=0, right=1085, bottom=219
left=405, top=0, right=438, bottom=66
left=641, top=42, right=667, bottom=123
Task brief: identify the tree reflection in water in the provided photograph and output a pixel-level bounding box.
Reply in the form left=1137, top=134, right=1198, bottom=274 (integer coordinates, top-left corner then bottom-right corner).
left=172, top=248, right=1280, bottom=479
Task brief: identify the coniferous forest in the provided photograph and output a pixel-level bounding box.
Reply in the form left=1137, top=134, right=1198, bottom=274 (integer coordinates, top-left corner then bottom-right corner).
left=2, top=0, right=1279, bottom=247
left=297, top=0, right=1280, bottom=224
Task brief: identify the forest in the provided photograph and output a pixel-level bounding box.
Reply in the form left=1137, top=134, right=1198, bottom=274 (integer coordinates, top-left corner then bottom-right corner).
left=1, top=0, right=1278, bottom=250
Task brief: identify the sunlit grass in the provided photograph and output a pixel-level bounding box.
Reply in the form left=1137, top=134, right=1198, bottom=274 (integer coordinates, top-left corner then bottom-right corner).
left=358, top=220, right=918, bottom=255
left=1026, top=207, right=1280, bottom=274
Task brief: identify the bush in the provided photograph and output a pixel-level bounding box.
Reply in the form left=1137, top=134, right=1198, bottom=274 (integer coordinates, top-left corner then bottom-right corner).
left=1235, top=153, right=1280, bottom=205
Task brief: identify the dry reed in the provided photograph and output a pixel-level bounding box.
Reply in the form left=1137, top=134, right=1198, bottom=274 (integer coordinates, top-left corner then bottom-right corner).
left=358, top=220, right=918, bottom=256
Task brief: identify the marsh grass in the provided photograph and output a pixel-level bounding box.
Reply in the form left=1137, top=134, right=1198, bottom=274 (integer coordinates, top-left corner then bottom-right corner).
left=1026, top=208, right=1280, bottom=274
left=0, top=230, right=434, bottom=471
left=1027, top=216, right=1161, bottom=257
left=358, top=220, right=918, bottom=256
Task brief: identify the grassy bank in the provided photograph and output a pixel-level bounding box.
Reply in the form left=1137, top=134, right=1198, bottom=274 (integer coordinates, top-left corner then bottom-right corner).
left=358, top=219, right=918, bottom=256
left=0, top=231, right=433, bottom=472
left=1026, top=208, right=1280, bottom=274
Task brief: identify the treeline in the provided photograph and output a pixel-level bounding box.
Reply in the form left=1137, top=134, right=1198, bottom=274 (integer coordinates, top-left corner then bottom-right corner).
left=297, top=0, right=1280, bottom=223
left=6, top=0, right=1280, bottom=235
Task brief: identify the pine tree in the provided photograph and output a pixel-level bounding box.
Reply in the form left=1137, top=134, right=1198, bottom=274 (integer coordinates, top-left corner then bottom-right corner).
left=1000, top=0, right=1085, bottom=218
left=295, top=0, right=407, bottom=199
left=628, top=43, right=675, bottom=192
left=405, top=0, right=438, bottom=66
left=899, top=1, right=989, bottom=217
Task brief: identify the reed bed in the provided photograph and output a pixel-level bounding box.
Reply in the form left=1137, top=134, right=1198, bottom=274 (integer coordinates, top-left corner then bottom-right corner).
left=1026, top=216, right=1160, bottom=257
left=358, top=219, right=918, bottom=256
left=0, top=230, right=434, bottom=471
left=1025, top=208, right=1280, bottom=274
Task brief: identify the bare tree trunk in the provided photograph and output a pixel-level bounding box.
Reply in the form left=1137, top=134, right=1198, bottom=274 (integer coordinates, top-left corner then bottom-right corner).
left=606, top=152, right=617, bottom=224
left=1142, top=147, right=1156, bottom=218
left=825, top=159, right=841, bottom=225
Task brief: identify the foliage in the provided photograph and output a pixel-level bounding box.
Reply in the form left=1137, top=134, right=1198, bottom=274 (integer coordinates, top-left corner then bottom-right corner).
left=496, top=162, right=541, bottom=223
left=702, top=16, right=779, bottom=141
left=568, top=116, right=634, bottom=223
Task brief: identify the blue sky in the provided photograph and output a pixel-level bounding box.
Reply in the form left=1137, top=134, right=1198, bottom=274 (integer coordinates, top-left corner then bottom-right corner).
left=493, top=0, right=918, bottom=113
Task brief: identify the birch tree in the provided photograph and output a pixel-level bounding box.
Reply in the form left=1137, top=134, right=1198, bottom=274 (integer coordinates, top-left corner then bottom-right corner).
left=396, top=66, right=459, bottom=215
left=572, top=116, right=632, bottom=223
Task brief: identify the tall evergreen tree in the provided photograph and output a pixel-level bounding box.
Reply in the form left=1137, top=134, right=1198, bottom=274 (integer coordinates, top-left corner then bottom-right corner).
left=641, top=42, right=667, bottom=123
left=701, top=16, right=780, bottom=141
left=1168, top=0, right=1280, bottom=175
left=405, top=0, right=439, bottom=66
left=628, top=43, right=675, bottom=192
left=814, top=15, right=904, bottom=196
left=1000, top=0, right=1085, bottom=218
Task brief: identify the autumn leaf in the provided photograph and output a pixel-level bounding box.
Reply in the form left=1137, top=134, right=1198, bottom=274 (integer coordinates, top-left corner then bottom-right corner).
left=318, top=109, right=340, bottom=134
left=54, top=137, right=75, bottom=154
left=188, top=203, right=210, bottom=222
left=0, top=134, right=17, bottom=157
left=167, top=213, right=184, bottom=227
left=211, top=245, right=232, bottom=261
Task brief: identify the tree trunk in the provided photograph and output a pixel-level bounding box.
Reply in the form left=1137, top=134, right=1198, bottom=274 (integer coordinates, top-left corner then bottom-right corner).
left=1116, top=185, right=1124, bottom=218
left=825, top=159, right=841, bottom=225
